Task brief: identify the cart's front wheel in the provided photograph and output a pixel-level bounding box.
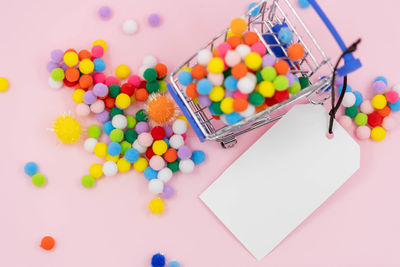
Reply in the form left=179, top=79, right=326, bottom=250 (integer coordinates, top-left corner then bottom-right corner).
left=220, top=139, right=237, bottom=149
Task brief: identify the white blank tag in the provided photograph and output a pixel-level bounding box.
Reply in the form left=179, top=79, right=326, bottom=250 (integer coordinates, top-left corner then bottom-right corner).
left=200, top=104, right=360, bottom=260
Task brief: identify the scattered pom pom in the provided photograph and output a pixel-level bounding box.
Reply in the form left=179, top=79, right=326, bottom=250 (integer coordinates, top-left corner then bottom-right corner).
left=372, top=81, right=386, bottom=95
left=371, top=126, right=386, bottom=141
left=287, top=43, right=304, bottom=61
left=360, top=100, right=374, bottom=114
left=278, top=27, right=293, bottom=44
left=98, top=5, right=112, bottom=20
left=123, top=19, right=138, bottom=35
left=24, top=162, right=38, bottom=176
left=149, top=198, right=164, bottom=214
left=148, top=178, right=164, bottom=194
left=40, top=236, right=55, bottom=250
left=81, top=175, right=95, bottom=188
left=103, top=161, right=118, bottom=176
left=179, top=159, right=195, bottom=173
left=298, top=0, right=310, bottom=8
left=148, top=13, right=161, bottom=27
left=32, top=173, right=46, bottom=187
left=382, top=117, right=397, bottom=131
left=342, top=92, right=356, bottom=107
left=356, top=126, right=371, bottom=140
left=52, top=115, right=81, bottom=144
left=337, top=115, right=352, bottom=129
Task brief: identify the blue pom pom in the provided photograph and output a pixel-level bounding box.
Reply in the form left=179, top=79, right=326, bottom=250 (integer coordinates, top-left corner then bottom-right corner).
left=103, top=121, right=115, bottom=135
left=177, top=71, right=192, bottom=86
left=124, top=148, right=140, bottom=163
left=192, top=150, right=206, bottom=165
left=197, top=79, right=213, bottom=95
left=224, top=76, right=238, bottom=91
left=353, top=91, right=363, bottom=106
left=298, top=0, right=310, bottom=8
left=93, top=58, right=106, bottom=72
left=163, top=138, right=170, bottom=148
left=24, top=162, right=38, bottom=176
left=225, top=112, right=242, bottom=125
left=278, top=27, right=293, bottom=44
left=248, top=2, right=261, bottom=17
left=168, top=261, right=180, bottom=267
left=144, top=167, right=158, bottom=180
left=338, top=84, right=352, bottom=95
left=375, top=76, right=388, bottom=86
left=388, top=99, right=400, bottom=111
left=107, top=142, right=121, bottom=156
left=151, top=253, right=166, bottom=267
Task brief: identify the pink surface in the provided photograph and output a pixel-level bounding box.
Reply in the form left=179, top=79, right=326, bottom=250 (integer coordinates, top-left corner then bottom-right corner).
left=1, top=0, right=399, bottom=266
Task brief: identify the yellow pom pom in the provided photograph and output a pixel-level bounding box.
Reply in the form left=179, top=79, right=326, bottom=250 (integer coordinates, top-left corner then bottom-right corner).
left=258, top=81, right=275, bottom=97
left=115, top=64, right=130, bottom=79
left=209, top=86, right=225, bottom=102
left=72, top=89, right=85, bottom=104
left=148, top=198, right=164, bottom=214
left=115, top=93, right=131, bottom=109
left=79, top=59, right=94, bottom=74
left=220, top=97, right=234, bottom=114
left=52, top=115, right=81, bottom=144
left=94, top=142, right=107, bottom=158
left=89, top=164, right=103, bottom=178
left=133, top=157, right=148, bottom=172
left=371, top=94, right=387, bottom=110
left=207, top=57, right=225, bottom=74
left=181, top=67, right=191, bottom=72
left=245, top=52, right=262, bottom=71
left=230, top=18, right=247, bottom=35
left=93, top=39, right=107, bottom=51
left=371, top=126, right=386, bottom=141
left=227, top=30, right=242, bottom=38
left=152, top=140, right=168, bottom=156
left=0, top=77, right=9, bottom=92
left=106, top=154, right=119, bottom=163
left=63, top=51, right=79, bottom=67
left=117, top=158, right=131, bottom=172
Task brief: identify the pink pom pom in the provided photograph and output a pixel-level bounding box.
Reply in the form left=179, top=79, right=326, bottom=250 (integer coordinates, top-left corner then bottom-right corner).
left=217, top=42, right=232, bottom=58
left=251, top=41, right=267, bottom=56
left=90, top=99, right=105, bottom=114
left=127, top=75, right=141, bottom=88
left=137, top=132, right=153, bottom=147
left=360, top=100, right=374, bottom=114
left=385, top=90, right=399, bottom=104
left=382, top=117, right=397, bottom=130
left=91, top=45, right=104, bottom=58
left=233, top=91, right=248, bottom=99
left=356, top=125, right=371, bottom=140
left=93, top=72, right=106, bottom=84
left=105, top=76, right=119, bottom=86
left=181, top=133, right=186, bottom=141
left=207, top=73, right=224, bottom=86
left=225, top=50, right=241, bottom=67
left=149, top=155, right=165, bottom=171
left=337, top=115, right=353, bottom=129
left=75, top=103, right=90, bottom=116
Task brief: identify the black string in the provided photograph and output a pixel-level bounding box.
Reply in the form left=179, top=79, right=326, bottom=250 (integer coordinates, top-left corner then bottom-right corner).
left=328, top=39, right=361, bottom=134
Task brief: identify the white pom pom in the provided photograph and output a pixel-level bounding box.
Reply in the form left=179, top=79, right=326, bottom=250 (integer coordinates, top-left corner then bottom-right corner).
left=103, top=161, right=118, bottom=176
left=360, top=100, right=374, bottom=114
left=179, top=159, right=195, bottom=173
left=225, top=50, right=241, bottom=67
left=157, top=168, right=173, bottom=182
left=122, top=19, right=138, bottom=35
left=142, top=55, right=158, bottom=68
left=132, top=140, right=147, bottom=153
left=342, top=92, right=356, bottom=107
left=84, top=138, right=98, bottom=152
left=382, top=117, right=397, bottom=131
left=90, top=99, right=105, bottom=114
left=337, top=115, right=352, bottom=128
left=393, top=84, right=400, bottom=95
left=236, top=44, right=251, bottom=59
left=148, top=179, right=164, bottom=194
left=240, top=104, right=255, bottom=117
left=138, top=65, right=148, bottom=79
left=48, top=76, right=63, bottom=89
left=246, top=72, right=257, bottom=84
left=237, top=76, right=256, bottom=94
left=169, top=135, right=184, bottom=149
left=197, top=49, right=213, bottom=65
left=75, top=103, right=91, bottom=117
left=112, top=114, right=127, bottom=129
left=172, top=119, right=187, bottom=134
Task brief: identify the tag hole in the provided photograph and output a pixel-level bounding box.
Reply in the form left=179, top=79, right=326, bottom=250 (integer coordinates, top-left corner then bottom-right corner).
left=326, top=132, right=334, bottom=139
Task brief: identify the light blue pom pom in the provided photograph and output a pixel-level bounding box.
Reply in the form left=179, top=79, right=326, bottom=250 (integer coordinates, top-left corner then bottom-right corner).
left=103, top=121, right=115, bottom=135
left=388, top=99, right=400, bottom=111
left=93, top=58, right=106, bottom=72
left=197, top=79, right=213, bottom=95
left=144, top=167, right=158, bottom=180
left=224, top=76, right=238, bottom=91
left=375, top=76, right=388, bottom=86
left=192, top=150, right=206, bottom=165
left=248, top=2, right=261, bottom=17
left=168, top=261, right=181, bottom=267
left=278, top=27, right=293, bottom=44
left=107, top=142, right=122, bottom=156
left=338, top=84, right=352, bottom=95
left=226, top=112, right=242, bottom=125
left=177, top=71, right=192, bottom=86
left=353, top=91, right=363, bottom=106
left=124, top=148, right=140, bottom=163
left=298, top=0, right=310, bottom=8
left=24, top=162, right=38, bottom=176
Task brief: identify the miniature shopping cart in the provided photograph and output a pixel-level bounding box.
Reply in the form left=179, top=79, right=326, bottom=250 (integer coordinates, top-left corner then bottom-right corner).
left=167, top=0, right=361, bottom=148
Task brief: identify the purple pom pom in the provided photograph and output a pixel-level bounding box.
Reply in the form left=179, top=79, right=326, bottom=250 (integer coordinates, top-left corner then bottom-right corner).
left=135, top=122, right=149, bottom=134
left=262, top=54, right=275, bottom=67
left=96, top=110, right=110, bottom=123
left=164, top=125, right=174, bottom=138
left=83, top=91, right=97, bottom=104
left=98, top=6, right=112, bottom=20
left=47, top=61, right=58, bottom=73
left=50, top=49, right=63, bottom=63
left=162, top=185, right=174, bottom=198
left=177, top=146, right=192, bottom=160
left=372, top=80, right=387, bottom=95
left=148, top=13, right=161, bottom=27
left=198, top=95, right=212, bottom=106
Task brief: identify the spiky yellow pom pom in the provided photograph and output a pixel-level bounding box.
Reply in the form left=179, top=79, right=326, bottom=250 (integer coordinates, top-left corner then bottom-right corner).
left=52, top=115, right=81, bottom=144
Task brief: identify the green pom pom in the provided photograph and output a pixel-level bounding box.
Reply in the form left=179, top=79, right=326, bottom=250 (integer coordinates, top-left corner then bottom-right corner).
left=248, top=92, right=264, bottom=106
left=223, top=67, right=232, bottom=78
left=143, top=68, right=157, bottom=82
left=108, top=85, right=121, bottom=98
left=126, top=115, right=137, bottom=129
left=345, top=106, right=358, bottom=118
left=81, top=175, right=95, bottom=188
left=288, top=81, right=301, bottom=94
left=124, top=129, right=138, bottom=143
left=51, top=68, right=65, bottom=81
left=120, top=141, right=131, bottom=154
left=299, top=77, right=310, bottom=89
left=32, top=173, right=46, bottom=187
left=110, top=129, right=124, bottom=142
left=159, top=81, right=167, bottom=93
left=167, top=160, right=180, bottom=173
left=110, top=107, right=124, bottom=119
left=136, top=109, right=148, bottom=122
left=260, top=67, right=277, bottom=81
left=87, top=125, right=101, bottom=139
left=354, top=113, right=368, bottom=126
left=273, top=75, right=289, bottom=91
left=146, top=81, right=160, bottom=93
left=256, top=71, right=263, bottom=83
left=211, top=102, right=223, bottom=115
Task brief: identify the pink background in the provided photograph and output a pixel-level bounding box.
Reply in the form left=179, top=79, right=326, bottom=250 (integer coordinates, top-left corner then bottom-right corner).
left=1, top=0, right=400, bottom=266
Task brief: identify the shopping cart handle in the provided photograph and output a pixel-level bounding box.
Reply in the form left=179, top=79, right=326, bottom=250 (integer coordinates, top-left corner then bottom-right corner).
left=307, top=0, right=362, bottom=76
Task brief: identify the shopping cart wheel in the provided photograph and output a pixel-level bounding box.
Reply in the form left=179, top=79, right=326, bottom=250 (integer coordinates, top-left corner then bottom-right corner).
left=220, top=138, right=237, bottom=149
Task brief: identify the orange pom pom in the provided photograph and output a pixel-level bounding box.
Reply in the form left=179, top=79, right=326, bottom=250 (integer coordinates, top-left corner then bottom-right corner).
left=243, top=32, right=259, bottom=46
left=191, top=64, right=207, bottom=80
left=233, top=98, right=249, bottom=112
left=287, top=43, right=305, bottom=61
left=104, top=97, right=115, bottom=109
left=40, top=236, right=55, bottom=250
left=79, top=74, right=93, bottom=89
left=230, top=18, right=247, bottom=35
left=155, top=63, right=168, bottom=78
left=231, top=63, right=248, bottom=79
left=163, top=148, right=178, bottom=162
left=377, top=105, right=391, bottom=117
left=65, top=68, right=80, bottom=82
left=274, top=60, right=289, bottom=75
left=255, top=103, right=268, bottom=113
left=135, top=88, right=149, bottom=102
left=186, top=83, right=199, bottom=98
left=227, top=36, right=242, bottom=49
left=147, top=95, right=177, bottom=124
left=78, top=49, right=92, bottom=60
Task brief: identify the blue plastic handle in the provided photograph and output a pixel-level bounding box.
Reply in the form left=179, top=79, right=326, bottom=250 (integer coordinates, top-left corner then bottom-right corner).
left=307, top=0, right=362, bottom=76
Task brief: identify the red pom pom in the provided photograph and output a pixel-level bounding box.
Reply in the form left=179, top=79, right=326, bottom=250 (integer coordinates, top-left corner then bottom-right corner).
left=265, top=97, right=278, bottom=106
left=368, top=112, right=383, bottom=127
left=181, top=133, right=186, bottom=141
left=274, top=90, right=289, bottom=103
left=63, top=78, right=78, bottom=87
left=121, top=83, right=135, bottom=96
left=211, top=115, right=220, bottom=120
left=104, top=97, right=115, bottom=109
left=140, top=80, right=147, bottom=88
left=151, top=126, right=166, bottom=140
left=146, top=146, right=155, bottom=159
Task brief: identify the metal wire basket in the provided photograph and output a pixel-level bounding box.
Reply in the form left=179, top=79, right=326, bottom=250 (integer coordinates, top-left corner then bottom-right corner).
left=167, top=0, right=359, bottom=148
